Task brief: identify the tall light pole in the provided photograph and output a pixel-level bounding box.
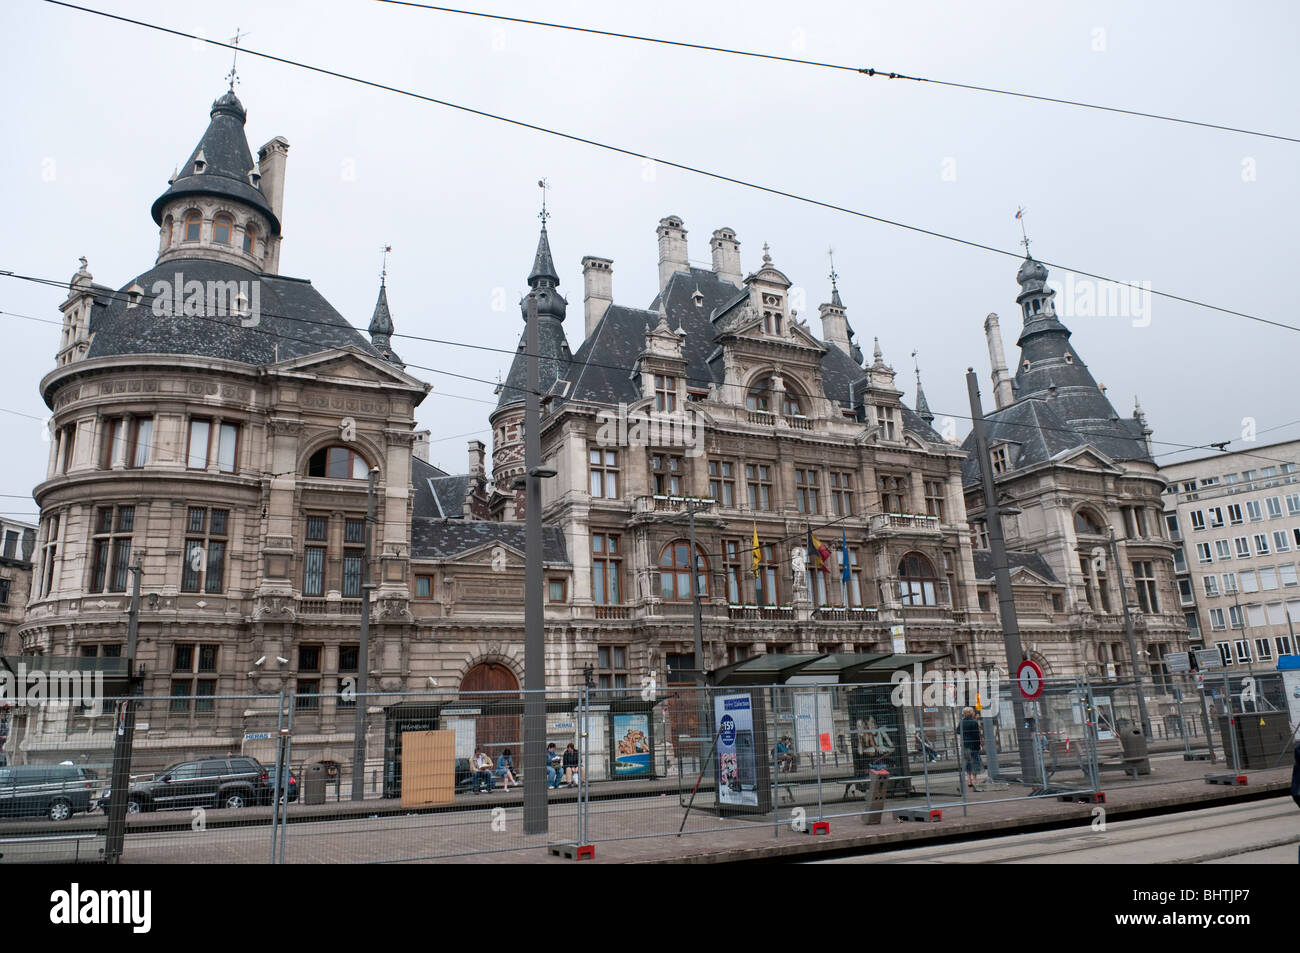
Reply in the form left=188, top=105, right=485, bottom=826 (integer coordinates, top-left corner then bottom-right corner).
left=350, top=467, right=378, bottom=800
left=1107, top=526, right=1153, bottom=738
left=105, top=556, right=142, bottom=862
left=522, top=292, right=548, bottom=835
left=966, top=370, right=1036, bottom=783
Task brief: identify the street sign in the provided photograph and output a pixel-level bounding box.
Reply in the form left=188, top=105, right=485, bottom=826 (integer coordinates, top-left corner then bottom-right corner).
left=1164, top=652, right=1191, bottom=673
left=1195, top=648, right=1223, bottom=670
left=243, top=732, right=271, bottom=740
left=890, top=625, right=906, bottom=653
left=1016, top=659, right=1044, bottom=700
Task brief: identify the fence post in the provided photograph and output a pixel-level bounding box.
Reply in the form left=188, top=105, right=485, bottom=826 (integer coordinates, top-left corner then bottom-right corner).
left=1221, top=671, right=1242, bottom=773
left=270, top=689, right=285, bottom=864
left=770, top=685, right=780, bottom=839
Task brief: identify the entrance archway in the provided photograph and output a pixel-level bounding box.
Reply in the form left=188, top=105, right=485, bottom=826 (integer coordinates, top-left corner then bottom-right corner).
left=460, top=662, right=520, bottom=764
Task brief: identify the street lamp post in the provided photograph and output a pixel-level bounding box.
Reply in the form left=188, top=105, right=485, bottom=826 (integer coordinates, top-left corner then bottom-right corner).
left=1107, top=527, right=1154, bottom=738
left=350, top=467, right=378, bottom=800
left=104, top=557, right=143, bottom=863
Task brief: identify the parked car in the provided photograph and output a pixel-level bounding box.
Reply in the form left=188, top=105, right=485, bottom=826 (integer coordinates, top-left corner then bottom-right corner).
left=99, top=756, right=270, bottom=814
left=262, top=766, right=299, bottom=804
left=0, top=764, right=98, bottom=821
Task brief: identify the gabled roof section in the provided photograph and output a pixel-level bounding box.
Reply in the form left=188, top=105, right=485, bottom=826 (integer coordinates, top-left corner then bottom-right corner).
left=411, top=518, right=570, bottom=563
left=150, top=91, right=280, bottom=233
left=971, top=549, right=1061, bottom=584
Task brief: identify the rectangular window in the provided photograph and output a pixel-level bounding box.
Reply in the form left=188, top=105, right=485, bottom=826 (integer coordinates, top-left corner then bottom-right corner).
left=591, top=533, right=622, bottom=605
left=303, top=547, right=325, bottom=597
left=1203, top=575, right=1219, bottom=597
left=1240, top=570, right=1259, bottom=593
left=596, top=644, right=629, bottom=692
left=181, top=506, right=229, bottom=593
left=651, top=453, right=683, bottom=496
left=707, top=460, right=735, bottom=507
left=875, top=405, right=897, bottom=441
left=1222, top=572, right=1238, bottom=594
left=879, top=474, right=908, bottom=514
left=1277, top=636, right=1295, bottom=657
left=1287, top=493, right=1300, bottom=516
left=1207, top=506, right=1224, bottom=528
left=794, top=468, right=820, bottom=515
left=1260, top=567, right=1278, bottom=590
left=1132, top=560, right=1159, bottom=613
left=1253, top=534, right=1270, bottom=556
left=40, top=514, right=59, bottom=596
left=754, top=542, right=780, bottom=606
left=298, top=645, right=321, bottom=672
left=342, top=549, right=363, bottom=598
left=723, top=539, right=743, bottom=604
left=187, top=419, right=211, bottom=469
left=1172, top=548, right=1187, bottom=573
left=1274, top=531, right=1291, bottom=553
left=1280, top=564, right=1298, bottom=587
left=548, top=579, right=566, bottom=602
left=1255, top=638, right=1274, bottom=662
left=1165, top=513, right=1181, bottom=539
left=1209, top=608, right=1226, bottom=630
left=829, top=471, right=854, bottom=517
left=1190, top=511, right=1205, bottom=531
left=990, top=445, right=1009, bottom=475
left=1267, top=497, right=1283, bottom=519
left=59, top=423, right=77, bottom=472
left=1227, top=504, right=1243, bottom=525
left=745, top=463, right=773, bottom=511
left=1235, top=537, right=1251, bottom=558
left=1196, top=542, right=1212, bottom=563
left=89, top=505, right=134, bottom=593
left=216, top=423, right=238, bottom=473
left=1228, top=605, right=1244, bottom=629
left=1234, top=639, right=1251, bottom=663
left=924, top=480, right=946, bottom=521
left=414, top=575, right=433, bottom=599
left=1246, top=500, right=1263, bottom=522
left=101, top=416, right=125, bottom=469
left=0, top=577, right=8, bottom=605
left=1215, top=539, right=1232, bottom=560
left=654, top=375, right=677, bottom=413
left=589, top=449, right=618, bottom=499
left=1216, top=642, right=1233, bottom=666
left=128, top=418, right=152, bottom=468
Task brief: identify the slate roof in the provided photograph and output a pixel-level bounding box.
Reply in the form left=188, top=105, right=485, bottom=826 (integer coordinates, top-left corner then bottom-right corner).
left=971, top=549, right=1061, bottom=584
left=411, top=518, right=570, bottom=563
left=960, top=257, right=1153, bottom=486
left=150, top=91, right=280, bottom=233
left=84, top=258, right=384, bottom=366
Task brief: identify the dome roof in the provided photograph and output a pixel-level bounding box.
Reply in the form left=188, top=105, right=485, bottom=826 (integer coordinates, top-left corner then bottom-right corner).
left=1017, top=256, right=1048, bottom=287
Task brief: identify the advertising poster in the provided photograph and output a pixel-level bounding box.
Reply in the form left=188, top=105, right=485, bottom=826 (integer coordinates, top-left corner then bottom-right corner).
left=612, top=712, right=651, bottom=777
left=715, top=693, right=758, bottom=807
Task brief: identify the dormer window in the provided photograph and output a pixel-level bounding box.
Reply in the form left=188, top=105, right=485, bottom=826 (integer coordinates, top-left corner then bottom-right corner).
left=991, top=445, right=1010, bottom=475
left=192, top=152, right=206, bottom=174
left=243, top=223, right=256, bottom=254
left=213, top=215, right=233, bottom=245
left=184, top=211, right=202, bottom=242
left=874, top=404, right=897, bottom=440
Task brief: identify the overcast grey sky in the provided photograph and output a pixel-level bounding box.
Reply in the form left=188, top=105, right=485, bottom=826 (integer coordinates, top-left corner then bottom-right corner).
left=1, top=0, right=1296, bottom=513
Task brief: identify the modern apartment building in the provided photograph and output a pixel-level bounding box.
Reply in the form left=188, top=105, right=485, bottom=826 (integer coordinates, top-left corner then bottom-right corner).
left=1160, top=440, right=1300, bottom=669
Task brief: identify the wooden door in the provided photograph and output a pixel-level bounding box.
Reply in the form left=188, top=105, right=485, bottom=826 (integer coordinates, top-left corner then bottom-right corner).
left=460, top=663, right=520, bottom=766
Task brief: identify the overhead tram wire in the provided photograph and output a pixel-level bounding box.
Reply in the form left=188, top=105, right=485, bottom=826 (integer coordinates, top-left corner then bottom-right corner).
left=5, top=269, right=1297, bottom=470
left=40, top=2, right=1296, bottom=333
left=374, top=0, right=1299, bottom=144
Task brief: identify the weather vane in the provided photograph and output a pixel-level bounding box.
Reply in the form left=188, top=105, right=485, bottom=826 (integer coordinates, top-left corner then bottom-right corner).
left=538, top=178, right=550, bottom=225
left=226, top=28, right=250, bottom=92
left=827, top=247, right=839, bottom=292
left=379, top=244, right=392, bottom=284
left=911, top=348, right=922, bottom=382
left=1016, top=206, right=1031, bottom=256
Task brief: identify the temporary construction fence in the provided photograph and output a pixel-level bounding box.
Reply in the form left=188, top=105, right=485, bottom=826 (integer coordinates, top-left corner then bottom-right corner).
left=0, top=672, right=1295, bottom=863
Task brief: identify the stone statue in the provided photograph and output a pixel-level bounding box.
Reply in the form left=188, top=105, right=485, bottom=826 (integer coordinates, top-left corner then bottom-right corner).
left=791, top=546, right=807, bottom=590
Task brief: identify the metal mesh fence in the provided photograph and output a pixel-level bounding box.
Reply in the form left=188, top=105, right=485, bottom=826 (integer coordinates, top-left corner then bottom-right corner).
left=1, top=671, right=1294, bottom=863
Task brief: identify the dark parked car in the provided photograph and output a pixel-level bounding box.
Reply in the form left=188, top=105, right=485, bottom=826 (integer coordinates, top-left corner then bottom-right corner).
left=100, top=756, right=272, bottom=814
left=0, top=764, right=97, bottom=821
left=263, top=766, right=299, bottom=804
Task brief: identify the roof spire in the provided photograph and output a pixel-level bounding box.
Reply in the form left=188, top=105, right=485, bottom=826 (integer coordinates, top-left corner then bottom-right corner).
left=1015, top=205, right=1031, bottom=257
left=368, top=258, right=403, bottom=367
left=761, top=242, right=772, bottom=265
left=827, top=246, right=843, bottom=307
left=379, top=243, right=391, bottom=286
left=912, top=349, right=934, bottom=423
left=226, top=27, right=250, bottom=93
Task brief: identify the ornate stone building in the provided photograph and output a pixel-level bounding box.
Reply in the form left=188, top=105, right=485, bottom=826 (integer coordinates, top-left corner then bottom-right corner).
left=961, top=255, right=1190, bottom=685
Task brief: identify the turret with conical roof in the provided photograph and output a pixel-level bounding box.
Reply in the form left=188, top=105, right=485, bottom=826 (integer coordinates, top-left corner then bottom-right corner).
left=368, top=278, right=403, bottom=367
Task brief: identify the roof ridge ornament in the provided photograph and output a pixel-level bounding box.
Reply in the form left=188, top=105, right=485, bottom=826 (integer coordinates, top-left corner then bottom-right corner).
left=226, top=27, right=250, bottom=93
left=1016, top=205, right=1031, bottom=258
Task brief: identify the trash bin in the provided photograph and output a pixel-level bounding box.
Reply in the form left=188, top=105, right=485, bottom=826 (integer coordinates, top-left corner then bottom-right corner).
left=1119, top=726, right=1151, bottom=775
left=304, top=762, right=327, bottom=805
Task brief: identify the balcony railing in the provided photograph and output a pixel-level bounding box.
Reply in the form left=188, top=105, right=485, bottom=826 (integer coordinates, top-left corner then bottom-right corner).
left=812, top=605, right=879, bottom=622
left=784, top=414, right=812, bottom=430
left=747, top=410, right=776, bottom=426
left=594, top=605, right=630, bottom=620
left=870, top=513, right=941, bottom=533
left=298, top=598, right=363, bottom=616
left=727, top=604, right=795, bottom=621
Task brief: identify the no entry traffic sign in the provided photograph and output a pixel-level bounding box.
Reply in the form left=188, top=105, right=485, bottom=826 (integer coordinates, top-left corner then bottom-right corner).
left=1017, top=659, right=1044, bottom=700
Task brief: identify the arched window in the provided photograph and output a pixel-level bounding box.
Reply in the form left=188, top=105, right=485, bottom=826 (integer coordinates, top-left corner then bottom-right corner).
left=1074, top=509, right=1106, bottom=535
left=183, top=211, right=202, bottom=242
left=243, top=223, right=257, bottom=254
left=897, top=552, right=938, bottom=606
left=658, top=540, right=708, bottom=601
left=307, top=445, right=371, bottom=480
left=746, top=377, right=773, bottom=413
left=213, top=215, right=233, bottom=245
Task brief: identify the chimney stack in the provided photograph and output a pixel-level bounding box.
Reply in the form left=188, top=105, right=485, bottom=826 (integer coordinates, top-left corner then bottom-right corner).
left=257, top=137, right=290, bottom=273
left=709, top=228, right=742, bottom=286
left=581, top=256, right=613, bottom=338
left=818, top=299, right=851, bottom=355
left=468, top=439, right=486, bottom=477
left=656, top=215, right=689, bottom=291
left=984, top=313, right=1015, bottom=409
left=412, top=429, right=430, bottom=463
